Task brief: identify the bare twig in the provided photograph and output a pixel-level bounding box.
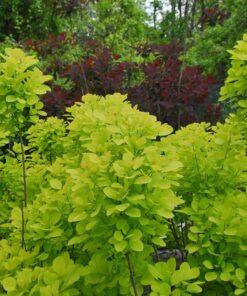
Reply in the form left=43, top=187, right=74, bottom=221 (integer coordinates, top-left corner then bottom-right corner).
left=20, top=131, right=27, bottom=207
left=125, top=253, right=138, bottom=296
left=19, top=131, right=27, bottom=249
left=169, top=219, right=184, bottom=261
left=20, top=201, right=26, bottom=250
left=153, top=244, right=161, bottom=262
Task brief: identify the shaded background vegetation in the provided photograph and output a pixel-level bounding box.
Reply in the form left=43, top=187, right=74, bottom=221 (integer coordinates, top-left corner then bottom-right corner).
left=0, top=0, right=246, bottom=128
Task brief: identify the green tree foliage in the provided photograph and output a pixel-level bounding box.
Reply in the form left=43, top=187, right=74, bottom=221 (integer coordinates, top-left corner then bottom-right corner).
left=84, top=0, right=148, bottom=56
left=185, top=1, right=247, bottom=77
left=0, top=0, right=51, bottom=40
left=0, top=0, right=82, bottom=41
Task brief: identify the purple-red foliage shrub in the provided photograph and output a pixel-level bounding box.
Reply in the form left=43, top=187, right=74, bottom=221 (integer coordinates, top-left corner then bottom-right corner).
left=43, top=40, right=129, bottom=115
left=24, top=36, right=221, bottom=128
left=63, top=45, right=127, bottom=96
left=200, top=6, right=229, bottom=27
left=25, top=32, right=70, bottom=57
left=129, top=42, right=220, bottom=128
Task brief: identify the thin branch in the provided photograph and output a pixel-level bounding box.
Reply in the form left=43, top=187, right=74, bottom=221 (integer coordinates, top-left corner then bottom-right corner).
left=190, top=0, right=197, bottom=32
left=19, top=130, right=27, bottom=249
left=180, top=220, right=187, bottom=249
left=20, top=131, right=27, bottom=207
left=192, top=145, right=202, bottom=180
left=153, top=244, right=161, bottom=262
left=125, top=252, right=138, bottom=296
left=79, top=62, right=89, bottom=94
left=169, top=219, right=184, bottom=261
left=170, top=219, right=181, bottom=250
left=177, top=1, right=190, bottom=129
left=20, top=201, right=26, bottom=250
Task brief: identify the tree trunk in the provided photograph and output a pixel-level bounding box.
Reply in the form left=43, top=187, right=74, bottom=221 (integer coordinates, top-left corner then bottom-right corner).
left=200, top=0, right=205, bottom=31
left=184, top=0, right=190, bottom=19
left=170, top=0, right=176, bottom=15
left=178, top=0, right=182, bottom=19
left=190, top=0, right=197, bottom=32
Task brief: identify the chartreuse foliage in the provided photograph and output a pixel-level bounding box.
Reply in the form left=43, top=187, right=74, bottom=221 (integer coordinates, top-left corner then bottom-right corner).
left=162, top=120, right=246, bottom=200
left=0, top=46, right=246, bottom=295
left=162, top=118, right=247, bottom=295
left=0, top=127, right=10, bottom=147
left=27, top=117, right=66, bottom=164
left=220, top=33, right=247, bottom=105
left=164, top=32, right=247, bottom=294
left=0, top=65, right=199, bottom=295
left=0, top=48, right=52, bottom=240
left=142, top=258, right=202, bottom=295
left=0, top=48, right=52, bottom=132
left=220, top=33, right=247, bottom=141
left=17, top=93, right=185, bottom=295
left=0, top=242, right=83, bottom=295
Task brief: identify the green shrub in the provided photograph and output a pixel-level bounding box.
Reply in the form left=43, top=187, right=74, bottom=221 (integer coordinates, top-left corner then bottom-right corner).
left=164, top=32, right=247, bottom=292
left=0, top=45, right=246, bottom=295
left=220, top=32, right=247, bottom=141
left=0, top=50, right=187, bottom=295
left=27, top=117, right=66, bottom=164
left=185, top=2, right=247, bottom=77
left=0, top=48, right=51, bottom=132
left=162, top=118, right=247, bottom=295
